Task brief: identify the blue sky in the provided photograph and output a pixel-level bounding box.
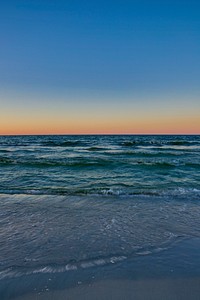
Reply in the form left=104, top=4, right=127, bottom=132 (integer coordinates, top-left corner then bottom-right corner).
left=0, top=0, right=200, bottom=134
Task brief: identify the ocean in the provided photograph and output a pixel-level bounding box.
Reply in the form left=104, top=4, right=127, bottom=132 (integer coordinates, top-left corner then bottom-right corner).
left=0, top=135, right=200, bottom=299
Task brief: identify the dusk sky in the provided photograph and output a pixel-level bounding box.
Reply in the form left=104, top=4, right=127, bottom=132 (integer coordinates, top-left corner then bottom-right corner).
left=0, top=0, right=200, bottom=134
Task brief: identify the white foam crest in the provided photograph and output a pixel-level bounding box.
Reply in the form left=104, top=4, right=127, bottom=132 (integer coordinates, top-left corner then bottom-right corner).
left=136, top=250, right=152, bottom=256
left=136, top=246, right=169, bottom=256
left=80, top=255, right=126, bottom=268
left=65, top=264, right=77, bottom=271
left=101, top=189, right=123, bottom=196
left=110, top=256, right=127, bottom=263
left=0, top=256, right=127, bottom=280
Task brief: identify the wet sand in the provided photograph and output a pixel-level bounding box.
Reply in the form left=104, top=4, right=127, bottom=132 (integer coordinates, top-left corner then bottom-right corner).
left=2, top=238, right=200, bottom=300
left=15, top=277, right=200, bottom=300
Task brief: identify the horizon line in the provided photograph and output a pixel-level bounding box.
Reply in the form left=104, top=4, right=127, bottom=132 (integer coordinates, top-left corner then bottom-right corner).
left=0, top=133, right=199, bottom=136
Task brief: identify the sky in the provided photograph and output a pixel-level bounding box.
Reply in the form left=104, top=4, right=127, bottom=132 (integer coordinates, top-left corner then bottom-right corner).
left=0, top=0, right=200, bottom=134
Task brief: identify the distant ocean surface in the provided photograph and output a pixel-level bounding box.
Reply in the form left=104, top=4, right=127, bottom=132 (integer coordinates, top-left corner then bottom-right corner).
left=0, top=135, right=200, bottom=298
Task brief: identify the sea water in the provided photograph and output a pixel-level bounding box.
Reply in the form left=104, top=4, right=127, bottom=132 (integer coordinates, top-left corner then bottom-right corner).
left=0, top=135, right=200, bottom=298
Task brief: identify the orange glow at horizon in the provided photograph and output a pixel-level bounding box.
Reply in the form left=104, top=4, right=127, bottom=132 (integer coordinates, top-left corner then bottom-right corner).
left=0, top=112, right=199, bottom=135
left=1, top=88, right=200, bottom=135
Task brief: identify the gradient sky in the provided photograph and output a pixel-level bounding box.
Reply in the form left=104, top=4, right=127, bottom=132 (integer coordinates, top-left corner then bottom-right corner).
left=0, top=0, right=200, bottom=134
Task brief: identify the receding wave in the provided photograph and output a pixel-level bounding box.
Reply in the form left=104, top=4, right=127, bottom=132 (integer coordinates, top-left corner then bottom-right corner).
left=0, top=233, right=178, bottom=281
left=0, top=255, right=127, bottom=280
left=0, top=239, right=175, bottom=280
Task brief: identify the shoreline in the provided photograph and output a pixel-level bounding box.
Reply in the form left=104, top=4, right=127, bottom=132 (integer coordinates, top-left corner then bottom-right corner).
left=1, top=238, right=200, bottom=300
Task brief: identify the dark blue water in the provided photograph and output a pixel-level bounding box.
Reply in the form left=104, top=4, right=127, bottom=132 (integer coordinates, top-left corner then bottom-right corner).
left=0, top=135, right=200, bottom=292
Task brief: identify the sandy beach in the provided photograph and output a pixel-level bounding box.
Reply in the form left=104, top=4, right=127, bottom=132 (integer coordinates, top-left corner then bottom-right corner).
left=15, top=278, right=200, bottom=300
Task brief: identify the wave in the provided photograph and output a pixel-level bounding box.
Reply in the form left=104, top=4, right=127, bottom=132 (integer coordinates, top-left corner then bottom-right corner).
left=0, top=234, right=178, bottom=280
left=41, top=140, right=86, bottom=147
left=1, top=187, right=200, bottom=198
left=0, top=157, right=116, bottom=168
left=120, top=140, right=200, bottom=148
left=0, top=157, right=13, bottom=164
left=0, top=157, right=171, bottom=168
left=0, top=255, right=127, bottom=280
left=1, top=136, right=199, bottom=149
left=0, top=149, right=11, bottom=153
left=0, top=238, right=175, bottom=280
left=1, top=155, right=199, bottom=169
left=102, top=150, right=186, bottom=158
left=120, top=141, right=138, bottom=147
left=133, top=161, right=175, bottom=168
left=86, top=146, right=108, bottom=151
left=169, top=140, right=200, bottom=146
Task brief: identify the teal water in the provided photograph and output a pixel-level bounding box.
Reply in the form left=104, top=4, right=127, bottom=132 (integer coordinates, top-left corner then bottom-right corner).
left=0, top=135, right=200, bottom=298
left=0, top=135, right=200, bottom=196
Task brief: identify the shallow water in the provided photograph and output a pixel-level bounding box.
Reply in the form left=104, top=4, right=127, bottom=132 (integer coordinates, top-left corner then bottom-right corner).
left=0, top=135, right=200, bottom=298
